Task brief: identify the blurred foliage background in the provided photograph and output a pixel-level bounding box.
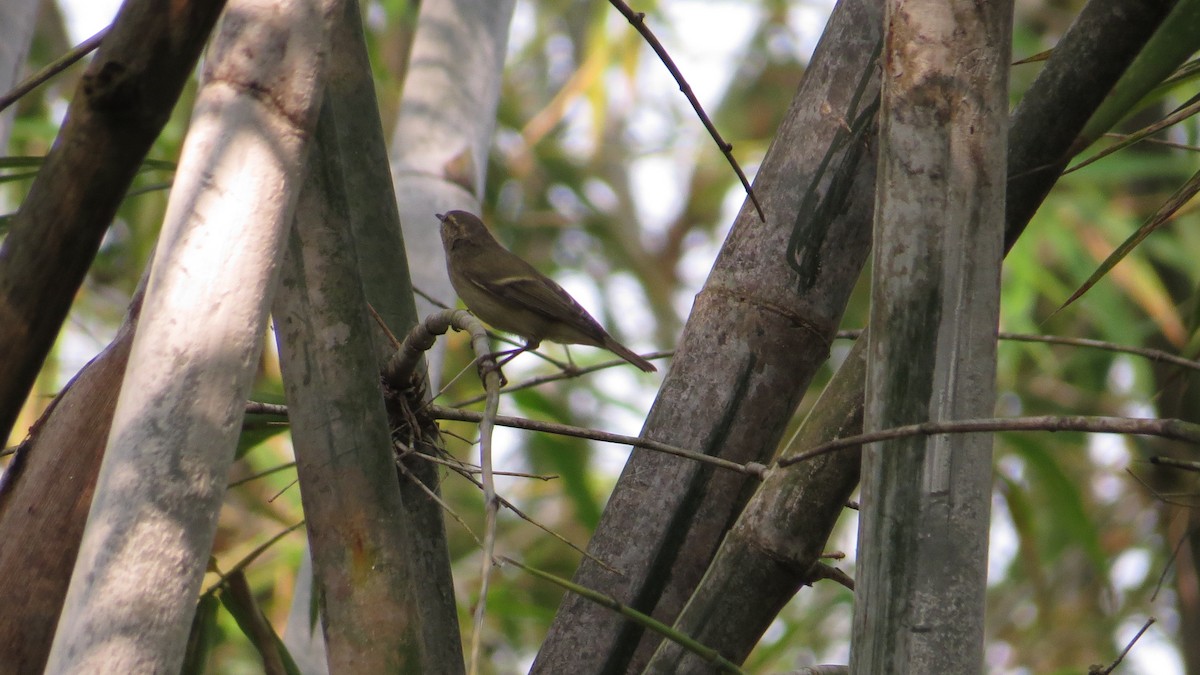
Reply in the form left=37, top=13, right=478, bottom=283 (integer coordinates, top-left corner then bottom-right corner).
left=3, top=0, right=1200, bottom=672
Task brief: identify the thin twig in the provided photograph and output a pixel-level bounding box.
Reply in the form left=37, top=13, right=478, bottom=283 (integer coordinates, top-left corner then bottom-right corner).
left=834, top=329, right=1200, bottom=373
left=1102, top=132, right=1200, bottom=154
left=412, top=449, right=558, bottom=480
left=228, top=461, right=296, bottom=488
left=0, top=27, right=109, bottom=114
left=452, top=349, right=673, bottom=407
left=430, top=404, right=768, bottom=479
left=413, top=285, right=451, bottom=309
left=1149, top=455, right=1200, bottom=472
left=1151, top=519, right=1191, bottom=602
left=367, top=301, right=403, bottom=350
left=200, top=520, right=307, bottom=597
left=452, top=463, right=620, bottom=575
left=266, top=478, right=299, bottom=503
left=431, top=356, right=497, bottom=403
left=398, top=461, right=482, bottom=548
left=1090, top=616, right=1155, bottom=675
left=247, top=395, right=751, bottom=480
left=1125, top=466, right=1199, bottom=509
left=399, top=445, right=611, bottom=572
left=467, top=317, right=502, bottom=675
left=500, top=556, right=748, bottom=674
left=782, top=415, right=1200, bottom=466
left=245, top=401, right=288, bottom=417
left=608, top=0, right=764, bottom=222
left=998, top=332, right=1200, bottom=372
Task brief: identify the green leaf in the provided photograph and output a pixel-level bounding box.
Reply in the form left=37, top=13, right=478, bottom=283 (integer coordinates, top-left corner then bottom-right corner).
left=1078, top=0, right=1200, bottom=146
left=181, top=593, right=221, bottom=675
left=217, top=570, right=303, bottom=675
left=1059, top=165, right=1200, bottom=310
left=1008, top=435, right=1106, bottom=570
left=1066, top=96, right=1200, bottom=175
left=512, top=386, right=604, bottom=528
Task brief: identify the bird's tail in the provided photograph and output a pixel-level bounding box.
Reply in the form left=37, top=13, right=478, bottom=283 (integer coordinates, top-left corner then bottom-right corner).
left=603, top=337, right=657, bottom=373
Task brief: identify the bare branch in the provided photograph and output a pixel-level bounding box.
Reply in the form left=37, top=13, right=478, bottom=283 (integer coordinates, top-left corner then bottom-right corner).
left=0, top=27, right=108, bottom=114
left=1089, top=617, right=1155, bottom=675
left=1149, top=455, right=1200, bottom=472
left=783, top=416, right=1200, bottom=466
left=607, top=0, right=763, bottom=221
left=835, top=329, right=1200, bottom=373
left=429, top=404, right=767, bottom=479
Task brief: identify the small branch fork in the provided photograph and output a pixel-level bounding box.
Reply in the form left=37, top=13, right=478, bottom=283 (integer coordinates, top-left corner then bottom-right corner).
left=380, top=309, right=501, bottom=675
left=608, top=0, right=765, bottom=222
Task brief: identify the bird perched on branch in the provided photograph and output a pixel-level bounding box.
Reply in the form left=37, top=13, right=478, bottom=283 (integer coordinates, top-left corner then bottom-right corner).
left=438, top=210, right=656, bottom=373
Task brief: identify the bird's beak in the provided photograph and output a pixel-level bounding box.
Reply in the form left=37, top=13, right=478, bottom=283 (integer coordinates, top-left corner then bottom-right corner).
left=436, top=213, right=446, bottom=221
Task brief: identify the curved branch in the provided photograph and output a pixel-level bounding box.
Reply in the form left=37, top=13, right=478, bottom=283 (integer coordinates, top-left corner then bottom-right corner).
left=608, top=0, right=763, bottom=221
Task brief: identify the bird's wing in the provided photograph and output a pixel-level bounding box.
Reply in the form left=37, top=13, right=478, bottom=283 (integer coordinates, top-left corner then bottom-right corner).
left=470, top=264, right=607, bottom=337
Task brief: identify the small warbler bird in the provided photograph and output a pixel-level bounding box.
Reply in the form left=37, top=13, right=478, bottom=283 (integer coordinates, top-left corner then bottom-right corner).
left=438, top=210, right=656, bottom=373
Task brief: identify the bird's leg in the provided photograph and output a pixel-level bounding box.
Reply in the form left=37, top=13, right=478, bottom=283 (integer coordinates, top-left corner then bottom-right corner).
left=476, top=352, right=508, bottom=388
left=495, top=339, right=539, bottom=368
left=477, top=340, right=539, bottom=388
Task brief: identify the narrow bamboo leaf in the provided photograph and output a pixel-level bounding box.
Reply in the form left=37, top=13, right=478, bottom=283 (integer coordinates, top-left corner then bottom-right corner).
left=1013, top=48, right=1051, bottom=65
left=1155, top=57, right=1200, bottom=92
left=0, top=155, right=175, bottom=172
left=512, top=386, right=603, bottom=528
left=996, top=474, right=1048, bottom=594
left=1059, top=166, right=1200, bottom=311
left=1067, top=97, right=1200, bottom=175
left=1075, top=226, right=1186, bottom=345
left=217, top=570, right=302, bottom=675
left=0, top=171, right=40, bottom=184
left=1009, top=436, right=1106, bottom=570
left=124, top=182, right=174, bottom=198
left=181, top=594, right=221, bottom=675
left=1078, top=0, right=1200, bottom=146
left=0, top=156, right=45, bottom=168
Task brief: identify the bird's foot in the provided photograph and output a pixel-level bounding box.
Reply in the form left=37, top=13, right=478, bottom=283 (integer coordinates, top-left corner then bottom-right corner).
left=476, top=355, right=508, bottom=388
left=478, top=345, right=532, bottom=388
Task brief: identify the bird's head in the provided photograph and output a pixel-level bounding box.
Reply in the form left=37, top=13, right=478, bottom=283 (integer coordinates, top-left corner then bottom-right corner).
left=437, top=210, right=494, bottom=252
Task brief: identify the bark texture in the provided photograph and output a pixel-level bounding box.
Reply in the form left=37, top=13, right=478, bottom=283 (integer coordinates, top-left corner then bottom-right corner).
left=852, top=1, right=1011, bottom=671
left=533, top=0, right=882, bottom=671
left=0, top=0, right=227, bottom=441
left=0, top=292, right=139, bottom=674
left=45, top=0, right=343, bottom=670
